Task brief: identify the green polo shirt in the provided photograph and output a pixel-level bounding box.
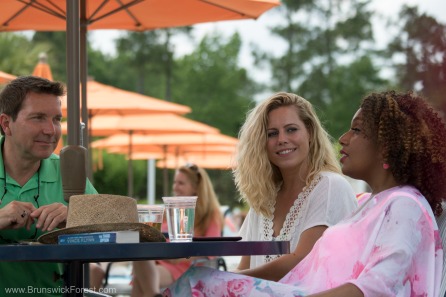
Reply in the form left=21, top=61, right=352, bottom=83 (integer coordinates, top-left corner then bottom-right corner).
left=0, top=137, right=97, bottom=296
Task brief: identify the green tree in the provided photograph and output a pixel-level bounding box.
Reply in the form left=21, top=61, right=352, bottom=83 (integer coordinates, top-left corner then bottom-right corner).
left=0, top=33, right=49, bottom=76
left=173, top=32, right=259, bottom=136
left=325, top=56, right=387, bottom=137
left=259, top=0, right=387, bottom=137
left=112, top=28, right=191, bottom=99
left=170, top=32, right=258, bottom=206
left=32, top=32, right=67, bottom=81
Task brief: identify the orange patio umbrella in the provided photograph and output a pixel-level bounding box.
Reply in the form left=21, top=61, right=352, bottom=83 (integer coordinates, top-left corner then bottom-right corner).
left=64, top=114, right=219, bottom=137
left=92, top=131, right=237, bottom=192
left=32, top=53, right=53, bottom=81
left=160, top=153, right=235, bottom=170
left=106, top=144, right=236, bottom=156
left=0, top=70, right=16, bottom=84
left=0, top=0, right=280, bottom=31
left=155, top=152, right=236, bottom=170
left=60, top=80, right=191, bottom=118
left=63, top=114, right=220, bottom=196
left=59, top=78, right=191, bottom=181
left=91, top=133, right=237, bottom=150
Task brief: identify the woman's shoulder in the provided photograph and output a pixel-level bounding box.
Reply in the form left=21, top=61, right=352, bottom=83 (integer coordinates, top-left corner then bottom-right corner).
left=319, top=171, right=354, bottom=189
left=380, top=185, right=424, bottom=202
left=377, top=185, right=434, bottom=218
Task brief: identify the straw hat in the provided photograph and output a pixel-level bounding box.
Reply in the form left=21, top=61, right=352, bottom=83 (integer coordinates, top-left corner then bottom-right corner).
left=38, top=194, right=166, bottom=244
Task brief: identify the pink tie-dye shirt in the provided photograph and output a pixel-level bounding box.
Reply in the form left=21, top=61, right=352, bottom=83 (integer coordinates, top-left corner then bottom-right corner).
left=164, top=185, right=443, bottom=297
left=280, top=185, right=443, bottom=296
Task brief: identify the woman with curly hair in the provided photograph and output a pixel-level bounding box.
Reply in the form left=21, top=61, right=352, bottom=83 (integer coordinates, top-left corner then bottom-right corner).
left=162, top=90, right=446, bottom=296
left=233, top=92, right=357, bottom=279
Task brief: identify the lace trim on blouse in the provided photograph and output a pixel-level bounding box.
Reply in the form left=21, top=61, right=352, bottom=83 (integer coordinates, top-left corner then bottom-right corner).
left=262, top=174, right=322, bottom=263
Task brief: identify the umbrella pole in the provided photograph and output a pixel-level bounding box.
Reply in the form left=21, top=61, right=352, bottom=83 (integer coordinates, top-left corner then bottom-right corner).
left=80, top=0, right=93, bottom=182
left=163, top=145, right=168, bottom=196
left=66, top=0, right=80, bottom=146
left=63, top=2, right=84, bottom=295
left=128, top=131, right=134, bottom=197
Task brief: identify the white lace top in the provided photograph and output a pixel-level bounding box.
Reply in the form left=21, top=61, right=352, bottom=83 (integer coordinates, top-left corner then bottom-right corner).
left=238, top=171, right=358, bottom=268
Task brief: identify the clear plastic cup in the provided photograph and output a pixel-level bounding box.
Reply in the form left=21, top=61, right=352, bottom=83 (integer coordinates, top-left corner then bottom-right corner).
left=162, top=196, right=197, bottom=242
left=137, top=205, right=165, bottom=232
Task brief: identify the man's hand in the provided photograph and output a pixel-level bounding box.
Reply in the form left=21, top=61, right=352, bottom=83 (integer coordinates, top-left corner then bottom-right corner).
left=30, top=203, right=67, bottom=232
left=0, top=201, right=36, bottom=230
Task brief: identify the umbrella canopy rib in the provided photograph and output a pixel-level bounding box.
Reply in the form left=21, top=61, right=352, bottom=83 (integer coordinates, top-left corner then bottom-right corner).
left=1, top=0, right=280, bottom=31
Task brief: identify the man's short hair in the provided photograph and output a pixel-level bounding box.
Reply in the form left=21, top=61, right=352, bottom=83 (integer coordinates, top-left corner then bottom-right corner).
left=0, top=76, right=65, bottom=135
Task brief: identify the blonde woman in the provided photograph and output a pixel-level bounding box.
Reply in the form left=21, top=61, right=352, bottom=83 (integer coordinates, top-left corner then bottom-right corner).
left=132, top=163, right=223, bottom=297
left=234, top=92, right=357, bottom=280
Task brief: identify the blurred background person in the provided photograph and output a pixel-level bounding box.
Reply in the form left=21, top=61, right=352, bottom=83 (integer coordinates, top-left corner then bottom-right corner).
left=131, top=163, right=223, bottom=297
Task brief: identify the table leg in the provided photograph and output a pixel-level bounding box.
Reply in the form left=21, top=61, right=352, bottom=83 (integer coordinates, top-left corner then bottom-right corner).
left=64, top=261, right=84, bottom=297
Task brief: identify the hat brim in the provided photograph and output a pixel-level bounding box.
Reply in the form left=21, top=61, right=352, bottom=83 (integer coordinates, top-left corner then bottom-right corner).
left=37, top=223, right=166, bottom=244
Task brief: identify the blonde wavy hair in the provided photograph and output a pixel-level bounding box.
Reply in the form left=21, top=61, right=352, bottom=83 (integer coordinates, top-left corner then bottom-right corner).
left=177, top=164, right=223, bottom=235
left=233, top=92, right=341, bottom=217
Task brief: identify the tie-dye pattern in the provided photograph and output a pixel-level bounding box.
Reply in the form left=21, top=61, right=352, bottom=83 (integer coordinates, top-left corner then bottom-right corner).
left=280, top=185, right=443, bottom=296
left=163, top=266, right=306, bottom=296
left=163, top=186, right=442, bottom=296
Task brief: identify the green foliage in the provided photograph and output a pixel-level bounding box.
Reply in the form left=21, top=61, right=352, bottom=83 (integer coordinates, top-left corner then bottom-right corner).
left=260, top=0, right=388, bottom=138
left=173, top=32, right=259, bottom=136
left=32, top=32, right=67, bottom=81
left=324, top=55, right=388, bottom=138
left=93, top=151, right=147, bottom=198
left=0, top=33, right=49, bottom=76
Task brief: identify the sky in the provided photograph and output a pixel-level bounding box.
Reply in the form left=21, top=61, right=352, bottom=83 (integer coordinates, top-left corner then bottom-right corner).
left=89, top=0, right=446, bottom=88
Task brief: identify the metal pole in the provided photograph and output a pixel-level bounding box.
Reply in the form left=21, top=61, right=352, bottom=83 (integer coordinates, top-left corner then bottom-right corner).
left=80, top=0, right=93, bottom=182
left=128, top=131, right=134, bottom=197
left=163, top=145, right=168, bottom=196
left=147, top=159, right=155, bottom=204
left=66, top=0, right=80, bottom=145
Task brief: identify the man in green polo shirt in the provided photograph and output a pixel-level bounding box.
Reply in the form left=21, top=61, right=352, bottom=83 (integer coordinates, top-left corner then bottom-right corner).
left=0, top=76, right=97, bottom=296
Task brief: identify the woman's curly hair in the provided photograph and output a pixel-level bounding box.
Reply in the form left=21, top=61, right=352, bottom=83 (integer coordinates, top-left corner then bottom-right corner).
left=360, top=90, right=446, bottom=216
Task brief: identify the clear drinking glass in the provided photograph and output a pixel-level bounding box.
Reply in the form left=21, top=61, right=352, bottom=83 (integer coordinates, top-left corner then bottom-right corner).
left=137, top=205, right=165, bottom=231
left=162, top=196, right=197, bottom=242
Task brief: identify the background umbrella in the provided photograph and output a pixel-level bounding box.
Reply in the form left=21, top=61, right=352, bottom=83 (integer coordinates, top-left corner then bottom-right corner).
left=69, top=114, right=219, bottom=136
left=32, top=52, right=53, bottom=81
left=60, top=77, right=191, bottom=179
left=62, top=114, right=220, bottom=196
left=155, top=152, right=236, bottom=170
left=60, top=79, right=191, bottom=117
left=59, top=78, right=191, bottom=178
left=0, top=70, right=16, bottom=84
left=92, top=132, right=237, bottom=167
left=92, top=131, right=237, bottom=198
